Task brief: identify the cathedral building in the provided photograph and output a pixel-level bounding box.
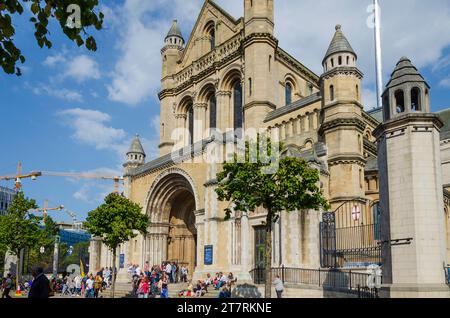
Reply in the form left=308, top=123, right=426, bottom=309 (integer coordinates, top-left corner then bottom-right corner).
left=89, top=0, right=450, bottom=285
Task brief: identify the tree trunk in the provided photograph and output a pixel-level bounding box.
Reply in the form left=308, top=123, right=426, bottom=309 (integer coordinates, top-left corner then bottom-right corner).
left=111, top=247, right=117, bottom=298
left=15, top=251, right=20, bottom=293
left=264, top=210, right=273, bottom=299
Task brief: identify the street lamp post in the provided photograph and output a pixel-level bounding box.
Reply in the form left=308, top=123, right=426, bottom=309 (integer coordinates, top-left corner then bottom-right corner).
left=53, top=235, right=60, bottom=278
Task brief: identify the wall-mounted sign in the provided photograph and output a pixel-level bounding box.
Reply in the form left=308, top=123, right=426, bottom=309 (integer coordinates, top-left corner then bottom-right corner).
left=119, top=254, right=125, bottom=269
left=204, top=245, right=213, bottom=265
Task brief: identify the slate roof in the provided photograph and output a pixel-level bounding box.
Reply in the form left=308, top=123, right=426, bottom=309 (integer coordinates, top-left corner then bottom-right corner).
left=265, top=92, right=322, bottom=122
left=384, top=57, right=429, bottom=91
left=323, top=25, right=356, bottom=63
left=438, top=108, right=450, bottom=140
left=166, top=20, right=184, bottom=41
left=127, top=135, right=146, bottom=156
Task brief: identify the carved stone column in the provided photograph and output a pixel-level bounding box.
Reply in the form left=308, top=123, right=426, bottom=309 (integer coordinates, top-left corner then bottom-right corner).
left=193, top=103, right=207, bottom=143
left=216, top=91, right=232, bottom=132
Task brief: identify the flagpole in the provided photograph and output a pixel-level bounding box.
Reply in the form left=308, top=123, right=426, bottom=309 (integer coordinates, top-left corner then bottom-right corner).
left=374, top=0, right=383, bottom=109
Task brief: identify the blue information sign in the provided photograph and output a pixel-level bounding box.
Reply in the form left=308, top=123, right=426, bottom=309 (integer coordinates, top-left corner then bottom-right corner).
left=204, top=245, right=213, bottom=265
left=119, top=254, right=125, bottom=269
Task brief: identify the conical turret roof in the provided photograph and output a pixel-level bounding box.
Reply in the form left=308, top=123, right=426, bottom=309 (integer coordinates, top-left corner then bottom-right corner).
left=165, top=19, right=184, bottom=41
left=323, top=25, right=356, bottom=63
left=384, top=57, right=428, bottom=91
left=127, top=134, right=146, bottom=156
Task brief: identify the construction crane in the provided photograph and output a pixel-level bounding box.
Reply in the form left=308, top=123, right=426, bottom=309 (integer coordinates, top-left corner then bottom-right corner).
left=0, top=162, right=41, bottom=190
left=40, top=171, right=124, bottom=194
left=29, top=200, right=65, bottom=224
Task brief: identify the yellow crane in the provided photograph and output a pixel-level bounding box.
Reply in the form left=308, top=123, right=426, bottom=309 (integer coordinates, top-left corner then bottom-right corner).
left=0, top=162, right=41, bottom=190
left=40, top=171, right=124, bottom=194
left=29, top=200, right=65, bottom=224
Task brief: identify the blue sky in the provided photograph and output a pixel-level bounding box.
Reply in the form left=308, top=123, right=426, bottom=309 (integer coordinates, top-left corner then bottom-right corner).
left=1, top=0, right=449, bottom=223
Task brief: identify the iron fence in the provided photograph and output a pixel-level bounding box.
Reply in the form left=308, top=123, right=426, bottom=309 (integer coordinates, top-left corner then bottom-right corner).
left=249, top=266, right=378, bottom=295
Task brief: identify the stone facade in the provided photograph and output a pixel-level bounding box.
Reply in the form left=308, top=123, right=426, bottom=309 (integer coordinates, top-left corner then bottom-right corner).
left=89, top=0, right=450, bottom=291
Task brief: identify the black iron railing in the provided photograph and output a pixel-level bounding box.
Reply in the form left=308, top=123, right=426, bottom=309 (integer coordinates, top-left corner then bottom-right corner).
left=249, top=267, right=379, bottom=298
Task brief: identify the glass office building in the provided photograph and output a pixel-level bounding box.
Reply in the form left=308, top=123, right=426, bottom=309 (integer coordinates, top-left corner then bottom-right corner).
left=0, top=186, right=15, bottom=216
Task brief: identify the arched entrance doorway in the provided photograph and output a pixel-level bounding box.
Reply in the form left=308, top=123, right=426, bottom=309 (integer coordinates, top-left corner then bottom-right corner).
left=146, top=171, right=198, bottom=275
left=167, top=190, right=197, bottom=274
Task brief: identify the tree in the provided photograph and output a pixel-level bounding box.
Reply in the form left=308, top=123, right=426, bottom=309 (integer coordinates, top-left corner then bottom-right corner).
left=0, top=191, right=42, bottom=287
left=61, top=241, right=89, bottom=270
left=1, top=0, right=104, bottom=75
left=23, top=216, right=67, bottom=275
left=215, top=138, right=329, bottom=298
left=84, top=193, right=150, bottom=298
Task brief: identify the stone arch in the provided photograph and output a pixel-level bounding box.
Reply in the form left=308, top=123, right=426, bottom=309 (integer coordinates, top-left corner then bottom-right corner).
left=145, top=168, right=200, bottom=222
left=219, top=65, right=242, bottom=91
left=144, top=169, right=200, bottom=272
left=176, top=94, right=194, bottom=114
left=303, top=138, right=314, bottom=150
left=197, top=82, right=216, bottom=104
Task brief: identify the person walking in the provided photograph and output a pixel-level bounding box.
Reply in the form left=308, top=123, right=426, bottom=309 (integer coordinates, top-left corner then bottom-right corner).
left=85, top=274, right=94, bottom=298
left=273, top=275, right=284, bottom=299
left=1, top=273, right=13, bottom=299
left=137, top=277, right=149, bottom=299
left=165, top=262, right=172, bottom=283
left=160, top=276, right=169, bottom=298
left=93, top=274, right=103, bottom=298
left=171, top=262, right=177, bottom=283
left=28, top=267, right=50, bottom=299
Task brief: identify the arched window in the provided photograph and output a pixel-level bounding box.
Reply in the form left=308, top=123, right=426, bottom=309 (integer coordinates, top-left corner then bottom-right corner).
left=356, top=85, right=359, bottom=100
left=209, top=95, right=217, bottom=130
left=338, top=56, right=342, bottom=65
left=285, top=82, right=293, bottom=106
left=395, top=90, right=405, bottom=113
left=233, top=82, right=243, bottom=134
left=330, top=85, right=335, bottom=101
left=188, top=104, right=194, bottom=145
left=411, top=87, right=421, bottom=111
left=205, top=21, right=215, bottom=51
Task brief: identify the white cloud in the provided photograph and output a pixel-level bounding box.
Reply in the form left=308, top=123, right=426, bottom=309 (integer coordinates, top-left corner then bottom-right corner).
left=43, top=53, right=101, bottom=83
left=57, top=108, right=126, bottom=153
left=29, top=83, right=83, bottom=102
left=440, top=77, right=450, bottom=88
left=106, top=0, right=450, bottom=109
left=362, top=88, right=377, bottom=111
left=64, top=55, right=101, bottom=83
left=43, top=54, right=67, bottom=67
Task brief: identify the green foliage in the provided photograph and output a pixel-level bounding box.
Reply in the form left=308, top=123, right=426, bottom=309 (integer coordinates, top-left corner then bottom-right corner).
left=0, top=0, right=104, bottom=75
left=0, top=246, right=5, bottom=275
left=215, top=137, right=329, bottom=298
left=84, top=193, right=150, bottom=252
left=0, top=191, right=42, bottom=256
left=61, top=240, right=89, bottom=269
left=215, top=138, right=330, bottom=221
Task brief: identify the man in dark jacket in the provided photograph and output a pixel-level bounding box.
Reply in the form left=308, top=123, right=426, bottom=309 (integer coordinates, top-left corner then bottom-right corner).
left=28, top=267, right=50, bottom=299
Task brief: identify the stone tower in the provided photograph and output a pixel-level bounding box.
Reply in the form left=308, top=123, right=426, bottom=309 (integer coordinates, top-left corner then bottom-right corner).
left=123, top=134, right=146, bottom=197
left=160, top=20, right=185, bottom=155
left=374, top=57, right=449, bottom=298
left=320, top=25, right=366, bottom=207
left=243, top=0, right=277, bottom=130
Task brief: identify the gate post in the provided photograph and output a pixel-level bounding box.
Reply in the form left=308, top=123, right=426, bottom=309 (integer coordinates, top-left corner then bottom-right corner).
left=318, top=268, right=321, bottom=287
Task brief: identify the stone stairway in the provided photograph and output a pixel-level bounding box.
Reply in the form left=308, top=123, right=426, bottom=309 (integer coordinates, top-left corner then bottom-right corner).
left=100, top=282, right=221, bottom=299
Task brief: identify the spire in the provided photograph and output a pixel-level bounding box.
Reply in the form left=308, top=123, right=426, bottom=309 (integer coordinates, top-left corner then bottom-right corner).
left=384, top=57, right=428, bottom=91
left=165, top=19, right=184, bottom=42
left=127, top=134, right=146, bottom=156
left=323, top=25, right=356, bottom=64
